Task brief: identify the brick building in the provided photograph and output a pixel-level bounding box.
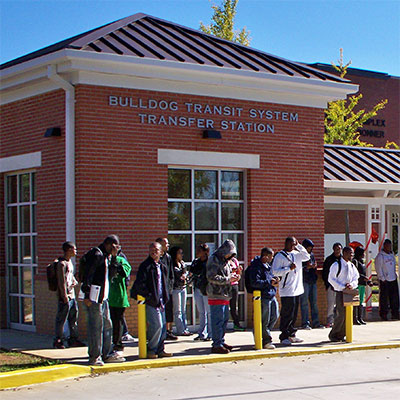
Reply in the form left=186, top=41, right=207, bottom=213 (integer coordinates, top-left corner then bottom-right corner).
left=0, top=13, right=384, bottom=335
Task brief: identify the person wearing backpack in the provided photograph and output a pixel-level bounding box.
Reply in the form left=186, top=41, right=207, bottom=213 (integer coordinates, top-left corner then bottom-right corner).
left=328, top=246, right=360, bottom=342
left=53, top=241, right=85, bottom=349
left=189, top=243, right=212, bottom=341
left=272, top=237, right=310, bottom=345
left=80, top=234, right=125, bottom=366
left=248, top=247, right=280, bottom=349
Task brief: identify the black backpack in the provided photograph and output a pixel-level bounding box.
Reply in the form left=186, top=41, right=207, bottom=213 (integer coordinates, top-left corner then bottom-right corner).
left=78, top=247, right=101, bottom=283
left=46, top=259, right=60, bottom=291
left=244, top=264, right=255, bottom=294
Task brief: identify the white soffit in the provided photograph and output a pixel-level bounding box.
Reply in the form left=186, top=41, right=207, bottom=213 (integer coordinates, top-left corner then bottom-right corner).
left=0, top=152, right=42, bottom=173
left=158, top=149, right=260, bottom=169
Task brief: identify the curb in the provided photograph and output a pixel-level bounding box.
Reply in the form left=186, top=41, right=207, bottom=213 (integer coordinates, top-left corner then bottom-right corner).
left=0, top=364, right=91, bottom=390
left=2, top=342, right=399, bottom=389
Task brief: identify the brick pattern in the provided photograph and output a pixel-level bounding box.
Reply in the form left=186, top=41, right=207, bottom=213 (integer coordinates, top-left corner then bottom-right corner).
left=0, top=90, right=66, bottom=332
left=1, top=84, right=326, bottom=335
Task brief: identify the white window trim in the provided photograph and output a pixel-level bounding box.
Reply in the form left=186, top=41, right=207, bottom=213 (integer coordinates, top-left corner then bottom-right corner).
left=158, top=149, right=260, bottom=169
left=0, top=152, right=41, bottom=173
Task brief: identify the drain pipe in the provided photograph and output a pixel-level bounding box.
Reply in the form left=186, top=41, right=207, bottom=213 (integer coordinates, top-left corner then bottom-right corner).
left=47, top=65, right=75, bottom=244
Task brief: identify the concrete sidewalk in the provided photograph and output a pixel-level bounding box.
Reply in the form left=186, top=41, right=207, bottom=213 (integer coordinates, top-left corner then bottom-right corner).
left=1, top=321, right=400, bottom=389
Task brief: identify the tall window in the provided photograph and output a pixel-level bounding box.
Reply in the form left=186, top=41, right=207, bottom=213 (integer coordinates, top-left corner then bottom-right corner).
left=168, top=168, right=246, bottom=326
left=6, top=172, right=37, bottom=331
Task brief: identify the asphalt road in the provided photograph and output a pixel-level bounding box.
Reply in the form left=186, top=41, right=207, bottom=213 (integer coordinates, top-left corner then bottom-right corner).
left=3, top=349, right=400, bottom=400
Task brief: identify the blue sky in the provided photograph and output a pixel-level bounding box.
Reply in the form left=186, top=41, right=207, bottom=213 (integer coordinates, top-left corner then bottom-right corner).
left=1, top=0, right=399, bottom=75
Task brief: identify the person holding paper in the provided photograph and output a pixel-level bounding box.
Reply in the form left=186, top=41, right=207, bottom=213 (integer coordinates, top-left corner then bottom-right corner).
left=80, top=234, right=125, bottom=366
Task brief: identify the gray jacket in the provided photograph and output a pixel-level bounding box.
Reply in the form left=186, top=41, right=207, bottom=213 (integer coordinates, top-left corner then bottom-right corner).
left=206, top=240, right=237, bottom=300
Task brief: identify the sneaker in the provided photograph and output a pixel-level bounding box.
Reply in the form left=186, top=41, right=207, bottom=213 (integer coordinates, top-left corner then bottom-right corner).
left=326, top=323, right=333, bottom=328
left=280, top=339, right=292, bottom=346
left=181, top=331, right=192, bottom=336
left=121, top=333, right=136, bottom=342
left=53, top=339, right=65, bottom=349
left=89, top=357, right=104, bottom=366
left=211, top=346, right=229, bottom=354
left=166, top=331, right=178, bottom=341
left=68, top=339, right=86, bottom=347
left=203, top=337, right=212, bottom=341
left=105, top=352, right=126, bottom=363
left=158, top=351, right=173, bottom=358
left=147, top=352, right=157, bottom=359
left=233, top=324, right=245, bottom=331
left=289, top=336, right=304, bottom=343
left=193, top=335, right=204, bottom=341
left=263, top=343, right=276, bottom=350
left=302, top=325, right=312, bottom=330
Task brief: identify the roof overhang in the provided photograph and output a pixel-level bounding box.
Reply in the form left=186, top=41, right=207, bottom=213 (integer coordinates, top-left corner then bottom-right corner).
left=1, top=49, right=358, bottom=107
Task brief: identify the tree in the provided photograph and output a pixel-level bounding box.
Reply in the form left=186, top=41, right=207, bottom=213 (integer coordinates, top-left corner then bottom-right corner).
left=200, top=0, right=250, bottom=46
left=324, top=49, right=387, bottom=146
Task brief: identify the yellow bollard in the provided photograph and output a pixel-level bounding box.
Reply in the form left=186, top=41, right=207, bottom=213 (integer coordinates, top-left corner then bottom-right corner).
left=345, top=305, right=353, bottom=343
left=253, top=290, right=263, bottom=350
left=137, top=295, right=147, bottom=359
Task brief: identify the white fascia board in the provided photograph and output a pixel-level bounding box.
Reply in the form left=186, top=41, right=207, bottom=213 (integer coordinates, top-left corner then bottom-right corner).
left=158, top=149, right=260, bottom=169
left=1, top=49, right=358, bottom=107
left=325, top=196, right=400, bottom=206
left=0, top=152, right=41, bottom=173
left=73, top=70, right=339, bottom=108
left=324, top=180, right=400, bottom=191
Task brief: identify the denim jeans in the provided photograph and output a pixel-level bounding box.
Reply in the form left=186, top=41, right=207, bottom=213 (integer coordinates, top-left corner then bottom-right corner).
left=194, top=287, right=211, bottom=338
left=146, top=305, right=166, bottom=355
left=83, top=299, right=112, bottom=362
left=55, top=298, right=79, bottom=342
left=172, top=288, right=188, bottom=335
left=209, top=304, right=229, bottom=347
left=300, top=282, right=320, bottom=327
left=261, top=297, right=279, bottom=344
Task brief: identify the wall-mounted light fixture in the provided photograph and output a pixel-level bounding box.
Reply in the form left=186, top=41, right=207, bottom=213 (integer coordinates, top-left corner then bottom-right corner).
left=44, top=127, right=61, bottom=137
left=203, top=129, right=222, bottom=139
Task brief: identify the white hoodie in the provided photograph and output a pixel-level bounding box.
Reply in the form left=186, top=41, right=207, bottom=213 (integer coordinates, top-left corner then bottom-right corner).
left=375, top=250, right=397, bottom=282
left=272, top=244, right=310, bottom=297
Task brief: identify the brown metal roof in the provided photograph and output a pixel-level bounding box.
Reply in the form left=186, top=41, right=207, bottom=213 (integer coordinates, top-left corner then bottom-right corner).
left=0, top=13, right=347, bottom=83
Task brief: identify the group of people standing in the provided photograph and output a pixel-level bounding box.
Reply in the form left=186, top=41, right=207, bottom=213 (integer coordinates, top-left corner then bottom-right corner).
left=52, top=234, right=399, bottom=364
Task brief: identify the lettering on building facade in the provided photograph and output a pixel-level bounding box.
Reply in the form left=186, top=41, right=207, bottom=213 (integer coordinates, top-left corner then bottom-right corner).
left=108, top=95, right=299, bottom=134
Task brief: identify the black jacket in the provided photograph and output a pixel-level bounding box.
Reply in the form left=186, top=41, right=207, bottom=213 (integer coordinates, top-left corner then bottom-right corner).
left=189, top=257, right=207, bottom=289
left=131, top=256, right=169, bottom=308
left=160, top=252, right=174, bottom=294
left=303, top=252, right=318, bottom=284
left=80, top=244, right=121, bottom=303
left=352, top=258, right=369, bottom=286
left=322, top=253, right=341, bottom=290
left=248, top=256, right=277, bottom=300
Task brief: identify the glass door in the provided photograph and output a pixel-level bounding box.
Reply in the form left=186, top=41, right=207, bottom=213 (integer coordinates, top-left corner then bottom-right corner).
left=6, top=172, right=37, bottom=331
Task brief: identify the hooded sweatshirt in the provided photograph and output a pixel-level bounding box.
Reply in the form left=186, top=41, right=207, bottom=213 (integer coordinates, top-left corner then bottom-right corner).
left=301, top=238, right=317, bottom=284
left=375, top=250, right=397, bottom=282
left=272, top=243, right=310, bottom=297
left=206, top=240, right=237, bottom=301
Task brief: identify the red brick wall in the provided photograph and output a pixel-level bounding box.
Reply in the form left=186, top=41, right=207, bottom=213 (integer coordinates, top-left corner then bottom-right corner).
left=325, top=210, right=366, bottom=234
left=74, top=84, right=326, bottom=334
left=345, top=73, right=400, bottom=147
left=1, top=84, right=327, bottom=335
left=0, top=90, right=66, bottom=332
